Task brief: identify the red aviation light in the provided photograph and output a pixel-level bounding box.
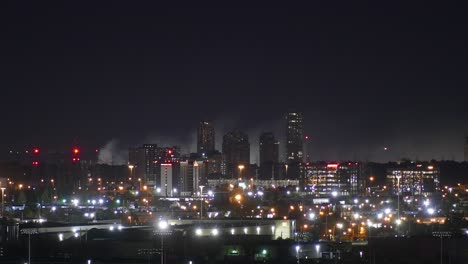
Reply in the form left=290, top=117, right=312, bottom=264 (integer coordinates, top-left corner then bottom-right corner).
left=33, top=148, right=40, bottom=154
left=73, top=148, right=80, bottom=155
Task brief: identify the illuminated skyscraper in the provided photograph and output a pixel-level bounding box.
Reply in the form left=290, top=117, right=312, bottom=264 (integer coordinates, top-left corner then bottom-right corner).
left=160, top=163, right=173, bottom=197
left=197, top=120, right=215, bottom=155
left=286, top=112, right=304, bottom=163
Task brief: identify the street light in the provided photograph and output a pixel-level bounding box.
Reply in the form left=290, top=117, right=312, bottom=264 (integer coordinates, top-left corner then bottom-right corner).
left=433, top=231, right=451, bottom=264
left=396, top=175, right=401, bottom=236
left=157, top=220, right=170, bottom=264
left=0, top=187, right=5, bottom=216
left=238, top=165, right=245, bottom=180
left=295, top=245, right=301, bottom=264
left=21, top=228, right=38, bottom=264
left=199, top=185, right=205, bottom=219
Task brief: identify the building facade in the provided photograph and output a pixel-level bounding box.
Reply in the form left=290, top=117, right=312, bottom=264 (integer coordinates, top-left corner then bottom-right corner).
left=129, top=144, right=181, bottom=186
left=197, top=120, right=215, bottom=155
left=286, top=112, right=303, bottom=163
left=302, top=162, right=364, bottom=197
left=259, top=132, right=280, bottom=180
left=222, top=130, right=250, bottom=178
left=386, top=162, right=440, bottom=196
left=160, top=163, right=173, bottom=197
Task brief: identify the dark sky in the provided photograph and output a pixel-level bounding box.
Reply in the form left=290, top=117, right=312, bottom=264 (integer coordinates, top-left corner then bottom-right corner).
left=1, top=2, right=468, bottom=163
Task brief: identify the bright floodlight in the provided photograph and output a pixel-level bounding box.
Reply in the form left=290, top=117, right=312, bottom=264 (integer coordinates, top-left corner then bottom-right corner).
left=196, top=228, right=202, bottom=236
left=58, top=233, right=63, bottom=241
left=384, top=208, right=391, bottom=214
left=315, top=244, right=320, bottom=252
left=377, top=213, right=383, bottom=219
left=158, top=220, right=168, bottom=230
left=331, top=191, right=338, bottom=197
left=427, top=208, right=435, bottom=215
left=212, top=228, right=219, bottom=236
left=353, top=213, right=360, bottom=219
left=231, top=228, right=235, bottom=235
left=309, top=213, right=316, bottom=220
left=295, top=245, right=300, bottom=253
left=109, top=226, right=114, bottom=231
left=396, top=219, right=402, bottom=225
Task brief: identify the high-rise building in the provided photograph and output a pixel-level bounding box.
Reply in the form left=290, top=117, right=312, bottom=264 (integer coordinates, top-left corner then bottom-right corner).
left=129, top=144, right=158, bottom=184
left=259, top=132, right=279, bottom=165
left=464, top=137, right=468, bottom=162
left=128, top=144, right=181, bottom=185
left=180, top=160, right=202, bottom=195
left=197, top=120, right=215, bottom=155
left=160, top=163, right=173, bottom=197
left=286, top=112, right=304, bottom=163
left=259, top=132, right=280, bottom=180
left=222, top=130, right=250, bottom=178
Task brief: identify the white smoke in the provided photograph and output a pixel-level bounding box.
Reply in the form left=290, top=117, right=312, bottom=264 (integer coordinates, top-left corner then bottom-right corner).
left=97, top=139, right=127, bottom=165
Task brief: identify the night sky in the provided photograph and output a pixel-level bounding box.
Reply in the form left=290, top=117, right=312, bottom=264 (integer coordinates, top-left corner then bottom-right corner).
left=1, top=2, right=467, bottom=163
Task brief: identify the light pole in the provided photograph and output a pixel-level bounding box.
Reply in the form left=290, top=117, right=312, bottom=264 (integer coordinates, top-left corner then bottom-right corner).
left=199, top=185, right=205, bottom=219
left=238, top=165, right=244, bottom=180
left=396, top=175, right=401, bottom=236
left=128, top=165, right=134, bottom=184
left=21, top=228, right=38, bottom=264
left=295, top=245, right=300, bottom=264
left=157, top=220, right=169, bottom=264
left=433, top=231, right=451, bottom=264
left=0, top=187, right=5, bottom=216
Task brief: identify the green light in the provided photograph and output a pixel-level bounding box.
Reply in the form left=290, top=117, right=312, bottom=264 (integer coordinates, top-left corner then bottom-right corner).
left=262, top=249, right=267, bottom=255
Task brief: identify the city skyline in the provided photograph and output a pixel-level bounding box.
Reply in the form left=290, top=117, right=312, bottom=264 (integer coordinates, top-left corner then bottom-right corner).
left=1, top=2, right=468, bottom=163
left=4, top=114, right=468, bottom=166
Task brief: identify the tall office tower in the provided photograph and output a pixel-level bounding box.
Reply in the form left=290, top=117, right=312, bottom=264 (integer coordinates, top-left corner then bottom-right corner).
left=128, top=144, right=159, bottom=184
left=465, top=137, right=468, bottom=162
left=160, top=163, right=173, bottom=197
left=259, top=132, right=279, bottom=165
left=286, top=112, right=304, bottom=163
left=197, top=120, right=215, bottom=155
left=222, top=129, right=250, bottom=178
left=259, top=132, right=280, bottom=180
